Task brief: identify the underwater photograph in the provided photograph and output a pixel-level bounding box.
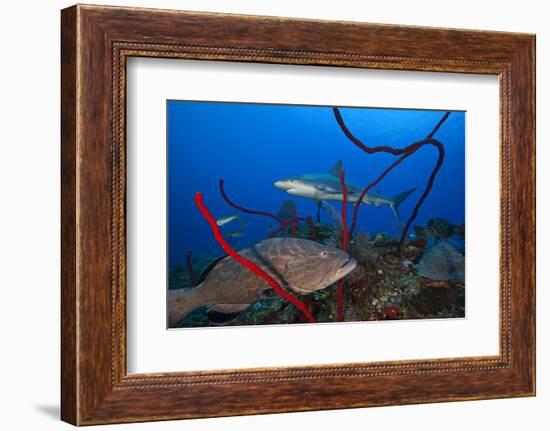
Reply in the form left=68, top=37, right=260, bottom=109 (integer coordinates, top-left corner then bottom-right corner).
left=167, top=101, right=465, bottom=329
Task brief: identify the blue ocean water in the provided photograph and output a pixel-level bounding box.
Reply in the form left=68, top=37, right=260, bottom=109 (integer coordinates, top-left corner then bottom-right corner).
left=167, top=101, right=465, bottom=270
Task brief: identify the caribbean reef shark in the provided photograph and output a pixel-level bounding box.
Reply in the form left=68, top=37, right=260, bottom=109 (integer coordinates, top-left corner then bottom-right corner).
left=273, top=160, right=416, bottom=220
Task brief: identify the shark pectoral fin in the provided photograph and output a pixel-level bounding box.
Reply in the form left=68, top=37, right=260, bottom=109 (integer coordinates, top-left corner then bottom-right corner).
left=315, top=200, right=322, bottom=223
left=329, top=160, right=344, bottom=177
left=286, top=188, right=304, bottom=196
left=206, top=303, right=251, bottom=325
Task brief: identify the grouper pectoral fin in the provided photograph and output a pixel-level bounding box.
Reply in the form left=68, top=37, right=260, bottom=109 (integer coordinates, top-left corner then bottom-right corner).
left=206, top=303, right=251, bottom=325
left=329, top=160, right=343, bottom=177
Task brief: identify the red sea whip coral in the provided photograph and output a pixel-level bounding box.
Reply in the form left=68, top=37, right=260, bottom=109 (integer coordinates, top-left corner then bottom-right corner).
left=337, top=171, right=349, bottom=321
left=194, top=192, right=317, bottom=323
left=333, top=108, right=450, bottom=247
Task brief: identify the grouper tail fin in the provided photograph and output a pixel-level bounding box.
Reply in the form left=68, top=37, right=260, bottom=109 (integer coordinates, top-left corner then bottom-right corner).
left=389, top=188, right=416, bottom=220
left=168, top=284, right=204, bottom=328
left=168, top=286, right=251, bottom=327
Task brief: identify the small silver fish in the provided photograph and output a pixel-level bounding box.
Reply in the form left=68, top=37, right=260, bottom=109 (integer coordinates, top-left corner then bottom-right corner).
left=227, top=231, right=245, bottom=238
left=168, top=238, right=357, bottom=327
left=216, top=213, right=240, bottom=227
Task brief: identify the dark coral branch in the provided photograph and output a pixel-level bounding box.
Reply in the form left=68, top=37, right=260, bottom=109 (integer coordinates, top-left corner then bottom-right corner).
left=267, top=220, right=292, bottom=238
left=398, top=139, right=445, bottom=246
left=349, top=150, right=414, bottom=237
left=220, top=178, right=285, bottom=223
left=427, top=111, right=451, bottom=138
left=337, top=170, right=349, bottom=322
left=195, top=192, right=316, bottom=323
left=221, top=178, right=317, bottom=240
left=267, top=219, right=293, bottom=238
left=333, top=108, right=414, bottom=155
left=333, top=108, right=450, bottom=247
left=186, top=250, right=197, bottom=285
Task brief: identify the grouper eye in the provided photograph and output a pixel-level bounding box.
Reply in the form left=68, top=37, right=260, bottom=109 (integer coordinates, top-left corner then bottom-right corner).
left=320, top=250, right=328, bottom=259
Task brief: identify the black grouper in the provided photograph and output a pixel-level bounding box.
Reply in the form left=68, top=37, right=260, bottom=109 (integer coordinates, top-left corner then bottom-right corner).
left=168, top=238, right=357, bottom=327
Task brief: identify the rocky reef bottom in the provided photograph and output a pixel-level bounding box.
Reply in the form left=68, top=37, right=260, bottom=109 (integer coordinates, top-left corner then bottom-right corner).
left=171, top=225, right=465, bottom=328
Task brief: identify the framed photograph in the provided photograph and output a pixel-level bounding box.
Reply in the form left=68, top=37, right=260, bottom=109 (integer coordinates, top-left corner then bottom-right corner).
left=61, top=4, right=535, bottom=425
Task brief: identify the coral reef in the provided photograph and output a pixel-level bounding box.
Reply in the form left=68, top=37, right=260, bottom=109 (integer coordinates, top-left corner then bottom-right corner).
left=177, top=220, right=465, bottom=328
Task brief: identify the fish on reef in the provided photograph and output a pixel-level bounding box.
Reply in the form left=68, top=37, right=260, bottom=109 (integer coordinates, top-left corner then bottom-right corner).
left=273, top=160, right=416, bottom=220
left=417, top=241, right=465, bottom=283
left=227, top=231, right=245, bottom=238
left=168, top=238, right=357, bottom=327
left=276, top=200, right=297, bottom=221
left=414, top=218, right=465, bottom=240
left=274, top=200, right=297, bottom=235
left=216, top=213, right=240, bottom=227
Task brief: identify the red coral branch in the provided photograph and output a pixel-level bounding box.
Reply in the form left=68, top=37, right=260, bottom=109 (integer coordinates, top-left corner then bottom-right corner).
left=333, top=108, right=449, bottom=247
left=306, top=216, right=317, bottom=240
left=349, top=151, right=413, bottom=237
left=337, top=170, right=349, bottom=322
left=195, top=192, right=316, bottom=323
left=186, top=250, right=197, bottom=285
left=291, top=208, right=297, bottom=237
left=267, top=219, right=293, bottom=238
left=339, top=171, right=349, bottom=253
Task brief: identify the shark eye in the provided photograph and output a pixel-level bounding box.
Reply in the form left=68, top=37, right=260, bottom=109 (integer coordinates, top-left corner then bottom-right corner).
left=320, top=250, right=328, bottom=259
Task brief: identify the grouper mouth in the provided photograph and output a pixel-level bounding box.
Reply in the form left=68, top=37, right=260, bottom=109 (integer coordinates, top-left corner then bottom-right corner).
left=337, top=256, right=357, bottom=276
left=339, top=256, right=352, bottom=268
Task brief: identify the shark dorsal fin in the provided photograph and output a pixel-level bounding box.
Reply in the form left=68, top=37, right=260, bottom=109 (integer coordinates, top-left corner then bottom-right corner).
left=329, top=160, right=343, bottom=177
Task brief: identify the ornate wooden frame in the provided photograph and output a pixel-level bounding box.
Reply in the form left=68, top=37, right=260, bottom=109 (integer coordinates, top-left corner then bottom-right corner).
left=61, top=4, right=536, bottom=425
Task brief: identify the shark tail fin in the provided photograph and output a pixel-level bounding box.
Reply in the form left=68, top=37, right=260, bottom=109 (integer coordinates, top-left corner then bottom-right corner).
left=329, top=160, right=343, bottom=177
left=389, top=188, right=416, bottom=220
